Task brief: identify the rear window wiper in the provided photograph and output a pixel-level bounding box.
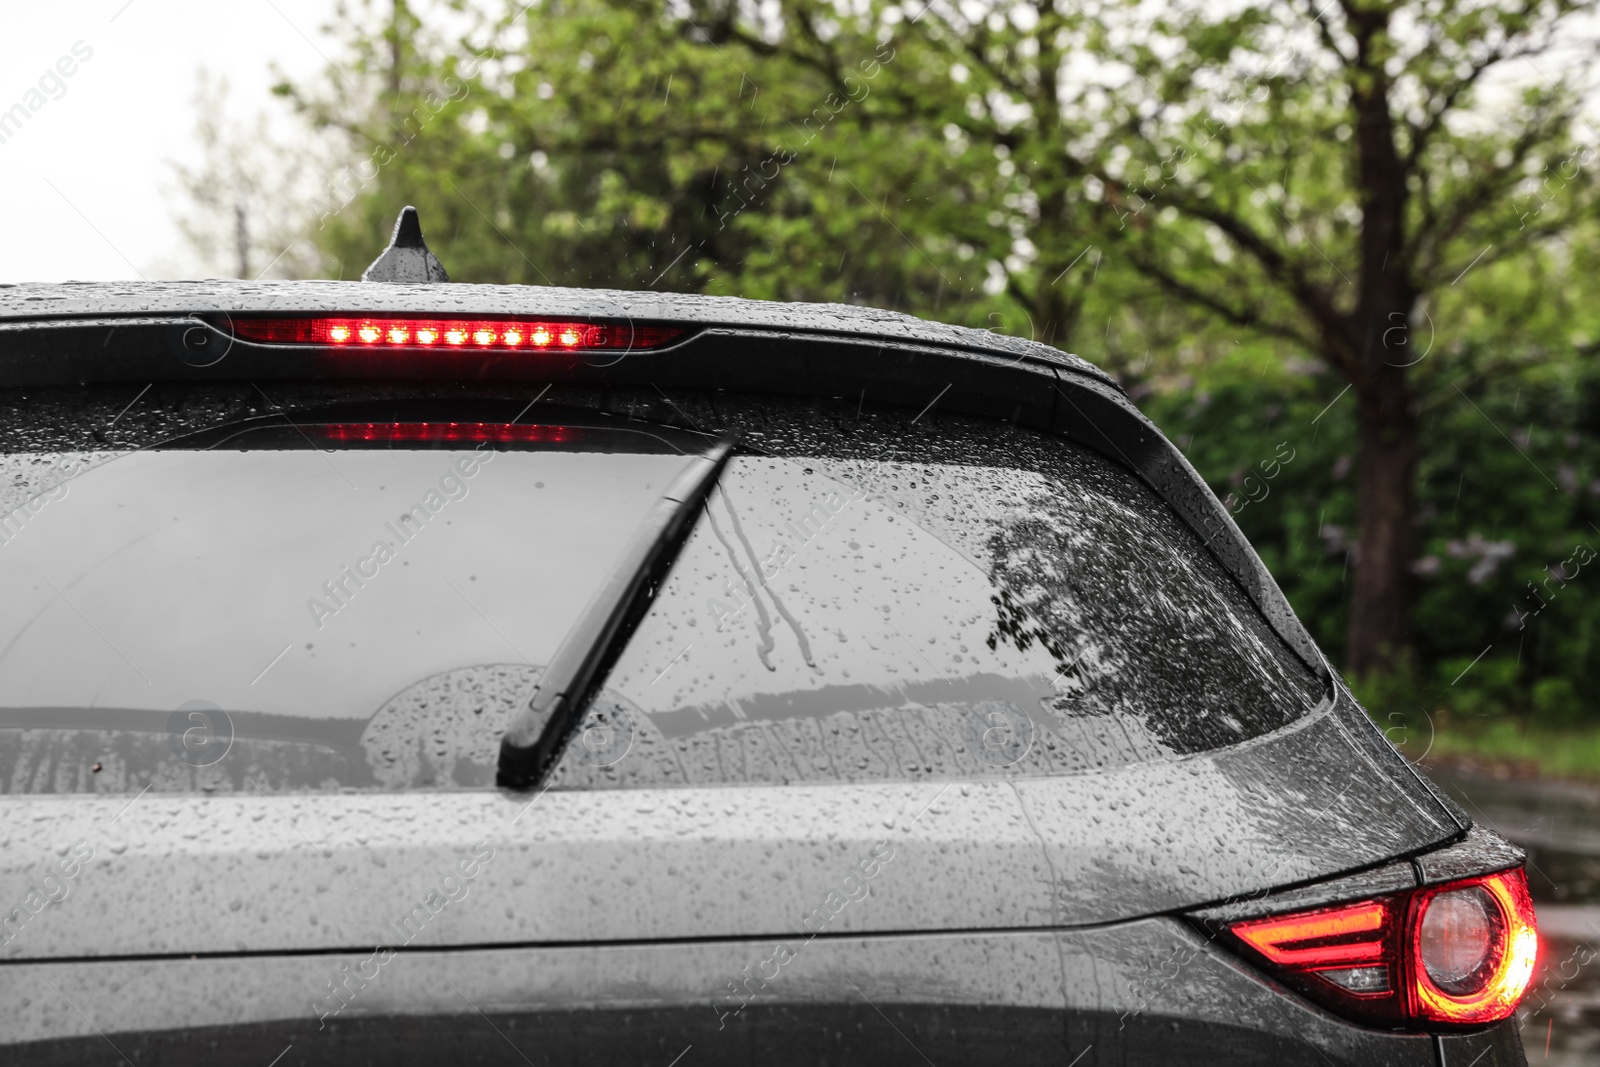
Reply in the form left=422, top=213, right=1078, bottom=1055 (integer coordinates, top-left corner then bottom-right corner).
left=497, top=439, right=734, bottom=790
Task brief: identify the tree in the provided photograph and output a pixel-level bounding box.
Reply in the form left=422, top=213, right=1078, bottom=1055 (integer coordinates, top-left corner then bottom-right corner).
left=684, top=0, right=1600, bottom=676
left=169, top=70, right=328, bottom=279
left=276, top=0, right=1086, bottom=323
left=678, top=0, right=1600, bottom=676
left=275, top=0, right=1600, bottom=677
left=1044, top=0, right=1600, bottom=676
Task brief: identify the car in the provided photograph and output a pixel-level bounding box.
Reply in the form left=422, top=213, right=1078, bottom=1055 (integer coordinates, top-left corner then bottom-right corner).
left=0, top=208, right=1537, bottom=1066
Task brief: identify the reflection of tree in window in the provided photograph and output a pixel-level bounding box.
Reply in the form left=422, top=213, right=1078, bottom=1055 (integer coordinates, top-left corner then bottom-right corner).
left=979, top=443, right=1320, bottom=763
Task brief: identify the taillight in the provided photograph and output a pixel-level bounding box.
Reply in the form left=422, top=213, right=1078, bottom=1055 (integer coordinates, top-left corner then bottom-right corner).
left=1408, top=870, right=1539, bottom=1025
left=1221, top=868, right=1538, bottom=1029
left=1232, top=899, right=1397, bottom=993
left=230, top=317, right=683, bottom=350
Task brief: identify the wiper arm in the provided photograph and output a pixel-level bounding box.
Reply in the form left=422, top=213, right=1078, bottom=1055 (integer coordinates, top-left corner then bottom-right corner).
left=497, top=440, right=734, bottom=790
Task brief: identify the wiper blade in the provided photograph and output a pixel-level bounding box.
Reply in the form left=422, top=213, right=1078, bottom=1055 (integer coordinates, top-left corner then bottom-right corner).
left=497, top=439, right=734, bottom=790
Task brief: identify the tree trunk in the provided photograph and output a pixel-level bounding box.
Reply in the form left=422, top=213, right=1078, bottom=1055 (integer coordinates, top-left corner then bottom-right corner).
left=1033, top=271, right=1081, bottom=349
left=1346, top=361, right=1417, bottom=677
left=1340, top=4, right=1417, bottom=678
left=1030, top=176, right=1084, bottom=349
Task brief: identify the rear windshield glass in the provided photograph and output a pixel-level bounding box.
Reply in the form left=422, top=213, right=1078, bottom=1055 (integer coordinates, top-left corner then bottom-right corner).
left=547, top=403, right=1323, bottom=789
left=0, top=389, right=1322, bottom=794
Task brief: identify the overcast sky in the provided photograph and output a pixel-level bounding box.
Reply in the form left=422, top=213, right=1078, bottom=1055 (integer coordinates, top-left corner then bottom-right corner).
left=0, top=0, right=340, bottom=283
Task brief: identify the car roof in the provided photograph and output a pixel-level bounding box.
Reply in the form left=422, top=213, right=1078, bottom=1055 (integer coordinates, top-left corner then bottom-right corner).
left=0, top=279, right=1114, bottom=386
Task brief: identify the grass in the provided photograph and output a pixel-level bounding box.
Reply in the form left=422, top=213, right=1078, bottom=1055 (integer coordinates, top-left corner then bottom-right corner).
left=1382, top=715, right=1600, bottom=782
left=1351, top=669, right=1600, bottom=782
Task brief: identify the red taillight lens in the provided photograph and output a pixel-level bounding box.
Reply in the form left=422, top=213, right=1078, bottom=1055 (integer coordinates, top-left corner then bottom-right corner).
left=1232, top=899, right=1396, bottom=996
left=1222, top=867, right=1538, bottom=1030
left=1408, top=870, right=1539, bottom=1025
left=230, top=317, right=684, bottom=351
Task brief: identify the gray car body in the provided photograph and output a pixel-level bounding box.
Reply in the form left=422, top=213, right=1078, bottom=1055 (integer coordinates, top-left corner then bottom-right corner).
left=0, top=280, right=1523, bottom=1065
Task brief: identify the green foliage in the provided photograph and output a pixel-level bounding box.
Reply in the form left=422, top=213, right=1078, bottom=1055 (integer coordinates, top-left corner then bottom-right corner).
left=276, top=0, right=1027, bottom=326
left=257, top=0, right=1600, bottom=738
left=273, top=2, right=1600, bottom=366
left=1146, top=354, right=1600, bottom=727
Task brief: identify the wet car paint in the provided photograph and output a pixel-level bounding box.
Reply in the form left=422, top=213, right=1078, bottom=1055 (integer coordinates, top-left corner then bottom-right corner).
left=0, top=284, right=1533, bottom=1064
left=5, top=923, right=1445, bottom=1065
left=0, top=691, right=1458, bottom=964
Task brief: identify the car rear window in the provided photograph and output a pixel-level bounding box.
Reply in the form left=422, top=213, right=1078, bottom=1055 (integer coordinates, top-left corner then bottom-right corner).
left=545, top=400, right=1324, bottom=789
left=0, top=387, right=1323, bottom=795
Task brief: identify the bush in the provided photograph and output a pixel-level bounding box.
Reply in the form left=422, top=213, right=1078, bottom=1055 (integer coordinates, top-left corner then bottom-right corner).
left=1140, top=354, right=1600, bottom=730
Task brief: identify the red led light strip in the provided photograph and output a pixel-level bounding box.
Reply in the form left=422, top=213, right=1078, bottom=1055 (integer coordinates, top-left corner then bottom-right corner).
left=232, top=317, right=683, bottom=351
left=319, top=422, right=575, bottom=443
